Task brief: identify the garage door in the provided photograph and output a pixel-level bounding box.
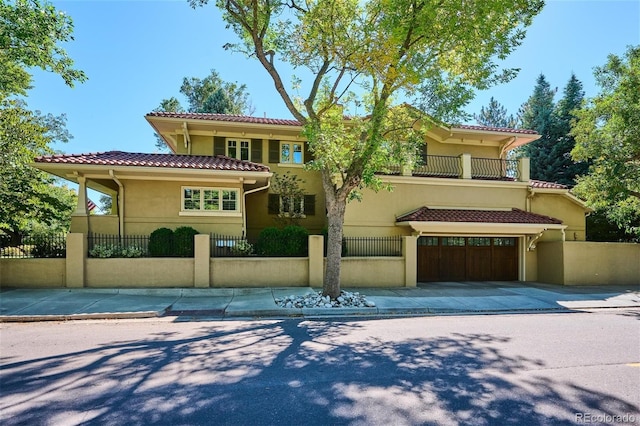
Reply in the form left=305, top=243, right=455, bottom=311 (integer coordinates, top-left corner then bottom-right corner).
left=417, top=236, right=518, bottom=282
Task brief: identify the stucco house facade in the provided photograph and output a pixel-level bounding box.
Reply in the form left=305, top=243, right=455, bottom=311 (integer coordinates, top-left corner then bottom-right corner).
left=33, top=111, right=590, bottom=284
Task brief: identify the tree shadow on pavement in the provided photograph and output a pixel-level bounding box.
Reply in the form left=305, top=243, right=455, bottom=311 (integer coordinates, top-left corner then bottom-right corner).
left=0, top=319, right=637, bottom=425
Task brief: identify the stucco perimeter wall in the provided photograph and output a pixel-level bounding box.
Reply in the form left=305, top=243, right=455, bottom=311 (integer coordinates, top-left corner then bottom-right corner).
left=340, top=257, right=406, bottom=287
left=211, top=258, right=309, bottom=287
left=0, top=259, right=66, bottom=288
left=86, top=258, right=194, bottom=288
left=537, top=241, right=640, bottom=285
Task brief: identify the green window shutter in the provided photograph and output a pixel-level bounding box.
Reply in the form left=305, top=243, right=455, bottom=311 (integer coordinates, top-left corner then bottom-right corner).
left=304, top=142, right=314, bottom=163
left=251, top=139, right=263, bottom=163
left=304, top=195, right=316, bottom=216
left=214, top=136, right=226, bottom=156
left=268, top=140, right=280, bottom=163
left=268, top=194, right=280, bottom=214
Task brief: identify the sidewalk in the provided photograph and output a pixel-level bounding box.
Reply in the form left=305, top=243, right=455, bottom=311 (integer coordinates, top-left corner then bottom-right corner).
left=1, top=282, right=639, bottom=322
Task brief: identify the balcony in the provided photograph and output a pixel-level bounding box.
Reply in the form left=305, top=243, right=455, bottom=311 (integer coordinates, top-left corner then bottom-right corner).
left=380, top=154, right=530, bottom=182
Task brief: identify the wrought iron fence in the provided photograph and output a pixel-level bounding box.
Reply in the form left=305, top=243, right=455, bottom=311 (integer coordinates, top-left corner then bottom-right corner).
left=88, top=233, right=150, bottom=257
left=210, top=233, right=309, bottom=257
left=471, top=157, right=520, bottom=180
left=413, top=155, right=462, bottom=178
left=342, top=236, right=403, bottom=257
left=0, top=233, right=67, bottom=258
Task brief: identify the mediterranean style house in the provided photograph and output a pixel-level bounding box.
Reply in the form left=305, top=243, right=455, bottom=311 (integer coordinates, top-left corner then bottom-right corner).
left=33, top=111, right=589, bottom=283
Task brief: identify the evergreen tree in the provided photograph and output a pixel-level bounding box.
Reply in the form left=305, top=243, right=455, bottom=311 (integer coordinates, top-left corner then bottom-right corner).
left=474, top=97, right=516, bottom=128
left=551, top=74, right=587, bottom=186
left=519, top=74, right=557, bottom=182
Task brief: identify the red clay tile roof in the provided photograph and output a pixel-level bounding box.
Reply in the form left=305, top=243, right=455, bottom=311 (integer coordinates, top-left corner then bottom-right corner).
left=396, top=207, right=562, bottom=224
left=34, top=151, right=270, bottom=172
left=529, top=180, right=569, bottom=189
left=146, top=111, right=302, bottom=127
left=456, top=124, right=538, bottom=135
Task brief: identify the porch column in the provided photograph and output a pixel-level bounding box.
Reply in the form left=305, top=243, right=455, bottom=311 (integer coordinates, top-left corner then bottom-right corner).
left=518, top=157, right=531, bottom=182
left=70, top=176, right=89, bottom=234
left=403, top=235, right=417, bottom=287
left=460, top=153, right=472, bottom=179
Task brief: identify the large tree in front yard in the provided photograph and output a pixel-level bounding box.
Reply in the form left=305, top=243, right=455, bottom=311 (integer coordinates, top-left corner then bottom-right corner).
left=571, top=45, right=640, bottom=238
left=191, top=0, right=543, bottom=298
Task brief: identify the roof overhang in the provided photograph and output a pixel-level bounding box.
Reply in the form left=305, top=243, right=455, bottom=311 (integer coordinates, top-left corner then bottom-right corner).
left=396, top=221, right=566, bottom=235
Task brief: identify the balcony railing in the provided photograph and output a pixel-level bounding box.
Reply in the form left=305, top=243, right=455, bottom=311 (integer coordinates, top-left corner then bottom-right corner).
left=380, top=154, right=527, bottom=182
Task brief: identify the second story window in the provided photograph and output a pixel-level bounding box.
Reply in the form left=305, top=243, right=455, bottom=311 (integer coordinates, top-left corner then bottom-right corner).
left=280, top=142, right=303, bottom=164
left=227, top=139, right=250, bottom=161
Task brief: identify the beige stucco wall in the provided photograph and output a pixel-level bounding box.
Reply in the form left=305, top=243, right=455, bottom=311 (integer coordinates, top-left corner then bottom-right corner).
left=536, top=241, right=565, bottom=284
left=425, top=136, right=501, bottom=158
left=0, top=259, right=66, bottom=288
left=531, top=193, right=587, bottom=241
left=86, top=258, right=194, bottom=287
left=340, top=257, right=406, bottom=287
left=344, top=179, right=529, bottom=236
left=88, top=215, right=119, bottom=234
left=121, top=179, right=244, bottom=236
left=211, top=258, right=309, bottom=287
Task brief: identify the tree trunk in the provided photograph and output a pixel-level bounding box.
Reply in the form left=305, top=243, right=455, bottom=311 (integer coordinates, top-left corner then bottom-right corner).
left=321, top=170, right=348, bottom=299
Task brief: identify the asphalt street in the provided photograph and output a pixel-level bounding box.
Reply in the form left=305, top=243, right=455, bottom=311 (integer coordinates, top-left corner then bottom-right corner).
left=1, top=310, right=639, bottom=425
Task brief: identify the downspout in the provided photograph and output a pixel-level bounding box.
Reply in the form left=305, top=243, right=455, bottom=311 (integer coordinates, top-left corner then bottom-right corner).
left=109, top=170, right=124, bottom=239
left=242, top=179, right=271, bottom=237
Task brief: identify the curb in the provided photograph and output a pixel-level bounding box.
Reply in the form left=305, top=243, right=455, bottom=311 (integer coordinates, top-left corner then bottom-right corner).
left=0, top=311, right=164, bottom=323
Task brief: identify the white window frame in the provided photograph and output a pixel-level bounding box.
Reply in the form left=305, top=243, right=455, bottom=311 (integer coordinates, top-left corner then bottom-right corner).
left=279, top=141, right=304, bottom=166
left=226, top=138, right=251, bottom=161
left=180, top=186, right=241, bottom=217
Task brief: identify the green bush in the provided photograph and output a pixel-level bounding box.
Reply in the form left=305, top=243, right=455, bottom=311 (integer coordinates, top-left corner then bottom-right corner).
left=230, top=239, right=254, bottom=256
left=148, top=227, right=174, bottom=257
left=281, top=225, right=308, bottom=256
left=256, top=227, right=285, bottom=256
left=89, top=244, right=144, bottom=258
left=173, top=226, right=199, bottom=257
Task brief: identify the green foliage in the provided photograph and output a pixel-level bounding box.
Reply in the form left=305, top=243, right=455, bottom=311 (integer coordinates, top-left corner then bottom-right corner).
left=255, top=226, right=308, bottom=256
left=148, top=227, right=175, bottom=257
left=89, top=244, right=144, bottom=258
left=29, top=231, right=66, bottom=258
left=0, top=0, right=87, bottom=97
left=255, top=227, right=286, bottom=256
left=474, top=97, right=516, bottom=128
left=173, top=226, right=199, bottom=257
left=230, top=239, right=254, bottom=256
left=154, top=69, right=254, bottom=151
left=571, top=45, right=640, bottom=238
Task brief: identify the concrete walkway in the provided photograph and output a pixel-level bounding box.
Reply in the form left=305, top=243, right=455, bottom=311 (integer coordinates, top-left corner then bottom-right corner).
left=0, top=282, right=638, bottom=322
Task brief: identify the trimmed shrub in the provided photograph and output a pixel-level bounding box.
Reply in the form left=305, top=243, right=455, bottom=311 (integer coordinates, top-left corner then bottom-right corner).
left=255, top=227, right=286, bottom=256
left=148, top=227, right=174, bottom=257
left=281, top=225, right=308, bottom=256
left=173, top=226, right=199, bottom=257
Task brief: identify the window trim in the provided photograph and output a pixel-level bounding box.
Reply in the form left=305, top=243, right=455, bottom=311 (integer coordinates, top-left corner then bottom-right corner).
left=179, top=186, right=241, bottom=216
left=226, top=138, right=251, bottom=161
left=279, top=141, right=304, bottom=165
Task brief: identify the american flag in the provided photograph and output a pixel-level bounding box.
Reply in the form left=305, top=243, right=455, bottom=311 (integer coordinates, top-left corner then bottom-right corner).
left=87, top=199, right=97, bottom=212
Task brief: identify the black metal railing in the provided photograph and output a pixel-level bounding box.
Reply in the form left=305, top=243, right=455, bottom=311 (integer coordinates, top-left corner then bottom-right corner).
left=471, top=157, right=520, bottom=180
left=0, top=233, right=67, bottom=258
left=88, top=233, right=150, bottom=257
left=210, top=234, right=309, bottom=257
left=413, top=155, right=462, bottom=177
left=343, top=236, right=403, bottom=257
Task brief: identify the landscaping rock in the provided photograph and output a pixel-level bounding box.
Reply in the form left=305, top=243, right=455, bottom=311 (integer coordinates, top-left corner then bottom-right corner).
left=274, top=290, right=375, bottom=309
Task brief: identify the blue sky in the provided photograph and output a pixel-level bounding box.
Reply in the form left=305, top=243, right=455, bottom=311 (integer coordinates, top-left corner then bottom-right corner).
left=26, top=0, right=640, bottom=157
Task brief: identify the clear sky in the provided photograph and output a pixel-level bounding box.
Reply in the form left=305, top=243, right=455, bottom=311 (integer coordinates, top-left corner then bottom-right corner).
left=26, top=0, right=640, bottom=157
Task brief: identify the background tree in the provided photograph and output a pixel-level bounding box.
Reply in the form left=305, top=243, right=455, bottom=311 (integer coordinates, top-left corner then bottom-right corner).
left=518, top=74, right=557, bottom=181
left=192, top=0, right=543, bottom=298
left=571, top=45, right=640, bottom=239
left=474, top=97, right=517, bottom=128
left=0, top=0, right=85, bottom=243
left=154, top=69, right=253, bottom=151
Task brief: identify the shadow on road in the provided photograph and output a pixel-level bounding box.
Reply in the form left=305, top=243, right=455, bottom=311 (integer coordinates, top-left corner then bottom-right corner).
left=1, top=319, right=637, bottom=425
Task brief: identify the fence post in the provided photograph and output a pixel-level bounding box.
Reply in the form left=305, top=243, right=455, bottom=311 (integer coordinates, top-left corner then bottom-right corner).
left=194, top=234, right=210, bottom=288
left=308, top=235, right=324, bottom=287
left=66, top=233, right=86, bottom=288
left=403, top=236, right=417, bottom=287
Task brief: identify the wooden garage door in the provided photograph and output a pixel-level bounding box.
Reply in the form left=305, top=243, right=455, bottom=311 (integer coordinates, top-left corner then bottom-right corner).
left=418, top=237, right=518, bottom=282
